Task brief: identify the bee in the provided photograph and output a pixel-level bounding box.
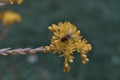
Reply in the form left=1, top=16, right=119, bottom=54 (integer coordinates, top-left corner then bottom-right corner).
left=61, top=33, right=73, bottom=42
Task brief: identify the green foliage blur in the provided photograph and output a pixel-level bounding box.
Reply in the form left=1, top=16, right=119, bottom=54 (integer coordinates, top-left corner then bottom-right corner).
left=0, top=0, right=120, bottom=80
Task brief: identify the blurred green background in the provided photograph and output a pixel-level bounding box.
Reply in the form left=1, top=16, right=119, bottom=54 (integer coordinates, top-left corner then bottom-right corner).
left=0, top=0, right=120, bottom=80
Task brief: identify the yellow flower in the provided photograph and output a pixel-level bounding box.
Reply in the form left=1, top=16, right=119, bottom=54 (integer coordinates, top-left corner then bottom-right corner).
left=46, top=22, right=92, bottom=72
left=0, top=10, right=22, bottom=26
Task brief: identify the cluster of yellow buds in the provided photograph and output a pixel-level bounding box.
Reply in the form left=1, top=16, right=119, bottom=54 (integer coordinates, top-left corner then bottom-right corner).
left=45, top=22, right=92, bottom=72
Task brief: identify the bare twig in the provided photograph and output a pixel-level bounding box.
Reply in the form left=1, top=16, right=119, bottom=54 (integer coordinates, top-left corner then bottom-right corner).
left=0, top=47, right=47, bottom=55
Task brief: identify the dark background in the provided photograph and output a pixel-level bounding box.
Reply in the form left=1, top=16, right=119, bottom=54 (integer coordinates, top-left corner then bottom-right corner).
left=0, top=0, right=120, bottom=80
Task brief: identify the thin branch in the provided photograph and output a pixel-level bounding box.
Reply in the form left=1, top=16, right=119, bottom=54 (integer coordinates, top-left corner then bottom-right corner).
left=0, top=47, right=47, bottom=55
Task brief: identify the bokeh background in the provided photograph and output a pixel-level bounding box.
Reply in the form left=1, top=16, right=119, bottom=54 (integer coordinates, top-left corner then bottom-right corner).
left=0, top=0, right=120, bottom=80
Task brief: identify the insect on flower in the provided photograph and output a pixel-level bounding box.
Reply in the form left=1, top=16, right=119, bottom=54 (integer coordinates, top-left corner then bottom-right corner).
left=46, top=22, right=92, bottom=72
left=61, top=33, right=73, bottom=42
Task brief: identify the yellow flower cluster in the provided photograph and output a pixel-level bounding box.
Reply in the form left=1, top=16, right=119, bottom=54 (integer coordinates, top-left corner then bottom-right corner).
left=45, top=22, right=92, bottom=72
left=0, top=10, right=22, bottom=26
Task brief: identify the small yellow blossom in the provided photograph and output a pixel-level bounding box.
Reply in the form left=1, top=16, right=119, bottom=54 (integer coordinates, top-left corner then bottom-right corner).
left=46, top=22, right=92, bottom=72
left=0, top=10, right=22, bottom=26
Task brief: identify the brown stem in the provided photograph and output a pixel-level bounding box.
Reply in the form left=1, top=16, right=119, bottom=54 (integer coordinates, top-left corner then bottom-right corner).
left=0, top=27, right=8, bottom=42
left=0, top=47, right=47, bottom=55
